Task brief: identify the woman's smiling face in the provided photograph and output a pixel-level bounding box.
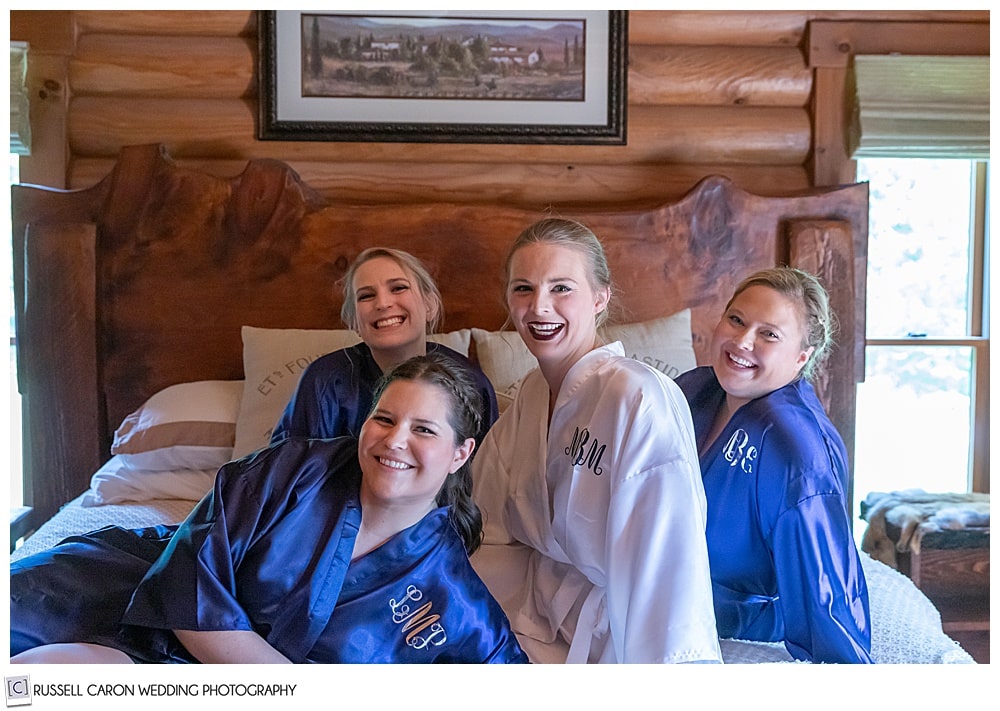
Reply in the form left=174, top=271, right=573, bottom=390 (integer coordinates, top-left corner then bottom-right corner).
left=358, top=378, right=473, bottom=512
left=351, top=256, right=436, bottom=359
left=711, top=284, right=814, bottom=408
left=505, top=242, right=609, bottom=371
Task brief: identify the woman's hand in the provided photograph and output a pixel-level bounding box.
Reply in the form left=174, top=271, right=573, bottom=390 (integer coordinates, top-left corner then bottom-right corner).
left=174, top=629, right=293, bottom=664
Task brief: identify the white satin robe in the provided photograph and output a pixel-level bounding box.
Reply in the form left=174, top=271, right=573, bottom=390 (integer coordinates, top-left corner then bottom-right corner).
left=472, top=343, right=722, bottom=663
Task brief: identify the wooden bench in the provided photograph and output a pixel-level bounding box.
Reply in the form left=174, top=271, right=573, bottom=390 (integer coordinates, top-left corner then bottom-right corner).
left=888, top=521, right=989, bottom=662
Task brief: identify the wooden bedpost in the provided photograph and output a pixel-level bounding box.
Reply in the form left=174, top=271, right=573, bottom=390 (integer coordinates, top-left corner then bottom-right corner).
left=789, top=217, right=866, bottom=513
left=19, top=223, right=103, bottom=527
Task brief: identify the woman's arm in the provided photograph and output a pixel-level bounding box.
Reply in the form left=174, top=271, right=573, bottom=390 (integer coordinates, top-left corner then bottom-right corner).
left=772, top=494, right=873, bottom=663
left=174, top=629, right=292, bottom=664
left=270, top=359, right=328, bottom=443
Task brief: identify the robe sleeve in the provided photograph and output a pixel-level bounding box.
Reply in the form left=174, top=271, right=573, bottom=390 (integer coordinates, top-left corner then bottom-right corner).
left=271, top=359, right=332, bottom=444
left=771, top=492, right=873, bottom=663
left=123, top=443, right=312, bottom=632
left=604, top=373, right=722, bottom=663
left=472, top=422, right=516, bottom=545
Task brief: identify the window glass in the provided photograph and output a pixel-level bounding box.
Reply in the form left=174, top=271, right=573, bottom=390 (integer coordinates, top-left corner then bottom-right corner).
left=859, top=159, right=973, bottom=338
left=8, top=154, right=22, bottom=506
left=852, top=157, right=980, bottom=541
left=854, top=344, right=974, bottom=538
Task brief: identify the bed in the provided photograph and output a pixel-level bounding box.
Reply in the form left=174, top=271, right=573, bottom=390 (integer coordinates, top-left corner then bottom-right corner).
left=10, top=143, right=975, bottom=664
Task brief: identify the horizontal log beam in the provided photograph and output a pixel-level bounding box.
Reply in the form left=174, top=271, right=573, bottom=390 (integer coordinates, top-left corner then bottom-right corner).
left=69, top=36, right=810, bottom=109
left=68, top=100, right=810, bottom=165
left=71, top=34, right=255, bottom=98
left=629, top=45, right=810, bottom=107
left=74, top=10, right=255, bottom=37
left=70, top=10, right=988, bottom=47
left=629, top=9, right=989, bottom=46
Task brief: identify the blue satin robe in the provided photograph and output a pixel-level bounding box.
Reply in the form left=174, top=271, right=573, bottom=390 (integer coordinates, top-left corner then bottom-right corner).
left=675, top=367, right=872, bottom=663
left=270, top=342, right=498, bottom=447
left=10, top=438, right=527, bottom=664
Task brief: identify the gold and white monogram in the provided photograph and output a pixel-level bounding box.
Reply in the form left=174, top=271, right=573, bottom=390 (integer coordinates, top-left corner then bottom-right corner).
left=389, top=584, right=448, bottom=650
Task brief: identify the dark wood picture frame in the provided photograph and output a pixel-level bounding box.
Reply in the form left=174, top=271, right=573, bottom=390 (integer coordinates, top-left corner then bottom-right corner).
left=257, top=10, right=627, bottom=144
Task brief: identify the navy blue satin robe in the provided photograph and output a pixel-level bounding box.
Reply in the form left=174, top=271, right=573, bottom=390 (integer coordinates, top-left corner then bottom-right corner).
left=270, top=342, right=498, bottom=447
left=676, top=367, right=872, bottom=663
left=10, top=438, right=527, bottom=664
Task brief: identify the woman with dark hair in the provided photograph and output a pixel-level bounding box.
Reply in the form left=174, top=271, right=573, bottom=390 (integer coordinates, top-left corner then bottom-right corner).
left=271, top=246, right=498, bottom=448
left=11, top=354, right=527, bottom=664
left=675, top=266, right=872, bottom=663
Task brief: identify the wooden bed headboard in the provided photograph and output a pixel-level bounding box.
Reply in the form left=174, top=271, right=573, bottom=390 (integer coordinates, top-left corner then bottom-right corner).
left=12, top=143, right=868, bottom=527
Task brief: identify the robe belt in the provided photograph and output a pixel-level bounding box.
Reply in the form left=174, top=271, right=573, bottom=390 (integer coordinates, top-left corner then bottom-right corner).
left=565, top=585, right=608, bottom=664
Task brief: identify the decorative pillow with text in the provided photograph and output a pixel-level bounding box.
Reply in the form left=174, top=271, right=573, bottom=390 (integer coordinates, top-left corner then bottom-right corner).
left=233, top=326, right=471, bottom=458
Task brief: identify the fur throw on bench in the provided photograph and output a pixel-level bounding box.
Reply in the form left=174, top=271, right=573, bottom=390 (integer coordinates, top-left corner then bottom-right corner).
left=860, top=489, right=990, bottom=568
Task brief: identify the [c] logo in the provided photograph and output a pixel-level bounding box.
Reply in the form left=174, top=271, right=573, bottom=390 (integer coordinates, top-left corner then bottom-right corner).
left=5, top=676, right=31, bottom=707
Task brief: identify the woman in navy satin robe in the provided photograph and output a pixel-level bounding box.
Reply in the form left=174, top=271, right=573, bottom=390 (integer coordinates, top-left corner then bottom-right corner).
left=10, top=355, right=527, bottom=664
left=271, top=247, right=498, bottom=448
left=675, top=267, right=872, bottom=663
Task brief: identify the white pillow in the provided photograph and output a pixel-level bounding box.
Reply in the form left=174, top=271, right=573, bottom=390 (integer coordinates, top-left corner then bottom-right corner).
left=233, top=326, right=472, bottom=459
left=428, top=329, right=472, bottom=354
left=471, top=310, right=697, bottom=411
left=469, top=329, right=533, bottom=409
left=110, top=379, right=243, bottom=471
left=82, top=455, right=217, bottom=506
left=603, top=310, right=698, bottom=380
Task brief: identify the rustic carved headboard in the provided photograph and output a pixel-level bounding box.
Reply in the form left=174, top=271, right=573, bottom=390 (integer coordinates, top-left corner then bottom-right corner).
left=12, top=143, right=867, bottom=527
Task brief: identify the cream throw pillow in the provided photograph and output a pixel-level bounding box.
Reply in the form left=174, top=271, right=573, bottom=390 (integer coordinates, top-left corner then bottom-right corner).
left=603, top=310, right=698, bottom=380
left=472, top=309, right=697, bottom=412
left=233, top=326, right=472, bottom=458
left=469, top=329, right=535, bottom=412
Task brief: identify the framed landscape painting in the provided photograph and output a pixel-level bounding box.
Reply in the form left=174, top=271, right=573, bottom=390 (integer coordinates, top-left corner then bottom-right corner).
left=257, top=10, right=627, bottom=144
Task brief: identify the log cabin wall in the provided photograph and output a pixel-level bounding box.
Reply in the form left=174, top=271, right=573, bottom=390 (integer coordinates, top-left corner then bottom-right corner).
left=10, top=9, right=989, bottom=205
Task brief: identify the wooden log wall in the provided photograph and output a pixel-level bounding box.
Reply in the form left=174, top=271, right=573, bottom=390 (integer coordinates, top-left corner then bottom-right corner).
left=11, top=9, right=989, bottom=207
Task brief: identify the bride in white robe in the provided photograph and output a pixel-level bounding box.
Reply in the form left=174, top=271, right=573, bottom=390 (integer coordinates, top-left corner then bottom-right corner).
left=471, top=218, right=721, bottom=664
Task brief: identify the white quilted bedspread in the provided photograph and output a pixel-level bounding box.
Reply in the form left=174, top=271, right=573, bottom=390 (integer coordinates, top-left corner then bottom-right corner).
left=10, top=495, right=196, bottom=563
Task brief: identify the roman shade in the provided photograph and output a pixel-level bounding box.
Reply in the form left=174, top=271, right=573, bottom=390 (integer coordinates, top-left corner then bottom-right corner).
left=848, top=55, right=989, bottom=159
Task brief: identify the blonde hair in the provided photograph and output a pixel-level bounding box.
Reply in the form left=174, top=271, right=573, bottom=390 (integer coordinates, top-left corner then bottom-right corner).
left=503, top=218, right=619, bottom=327
left=340, top=247, right=443, bottom=334
left=727, top=266, right=838, bottom=381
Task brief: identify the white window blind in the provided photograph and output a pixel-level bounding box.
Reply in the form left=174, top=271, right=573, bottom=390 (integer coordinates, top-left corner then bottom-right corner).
left=848, top=55, right=989, bottom=160
left=10, top=41, right=31, bottom=155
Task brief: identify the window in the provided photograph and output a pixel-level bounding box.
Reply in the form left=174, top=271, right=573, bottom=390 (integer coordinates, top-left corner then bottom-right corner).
left=8, top=153, right=23, bottom=507
left=852, top=158, right=989, bottom=540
